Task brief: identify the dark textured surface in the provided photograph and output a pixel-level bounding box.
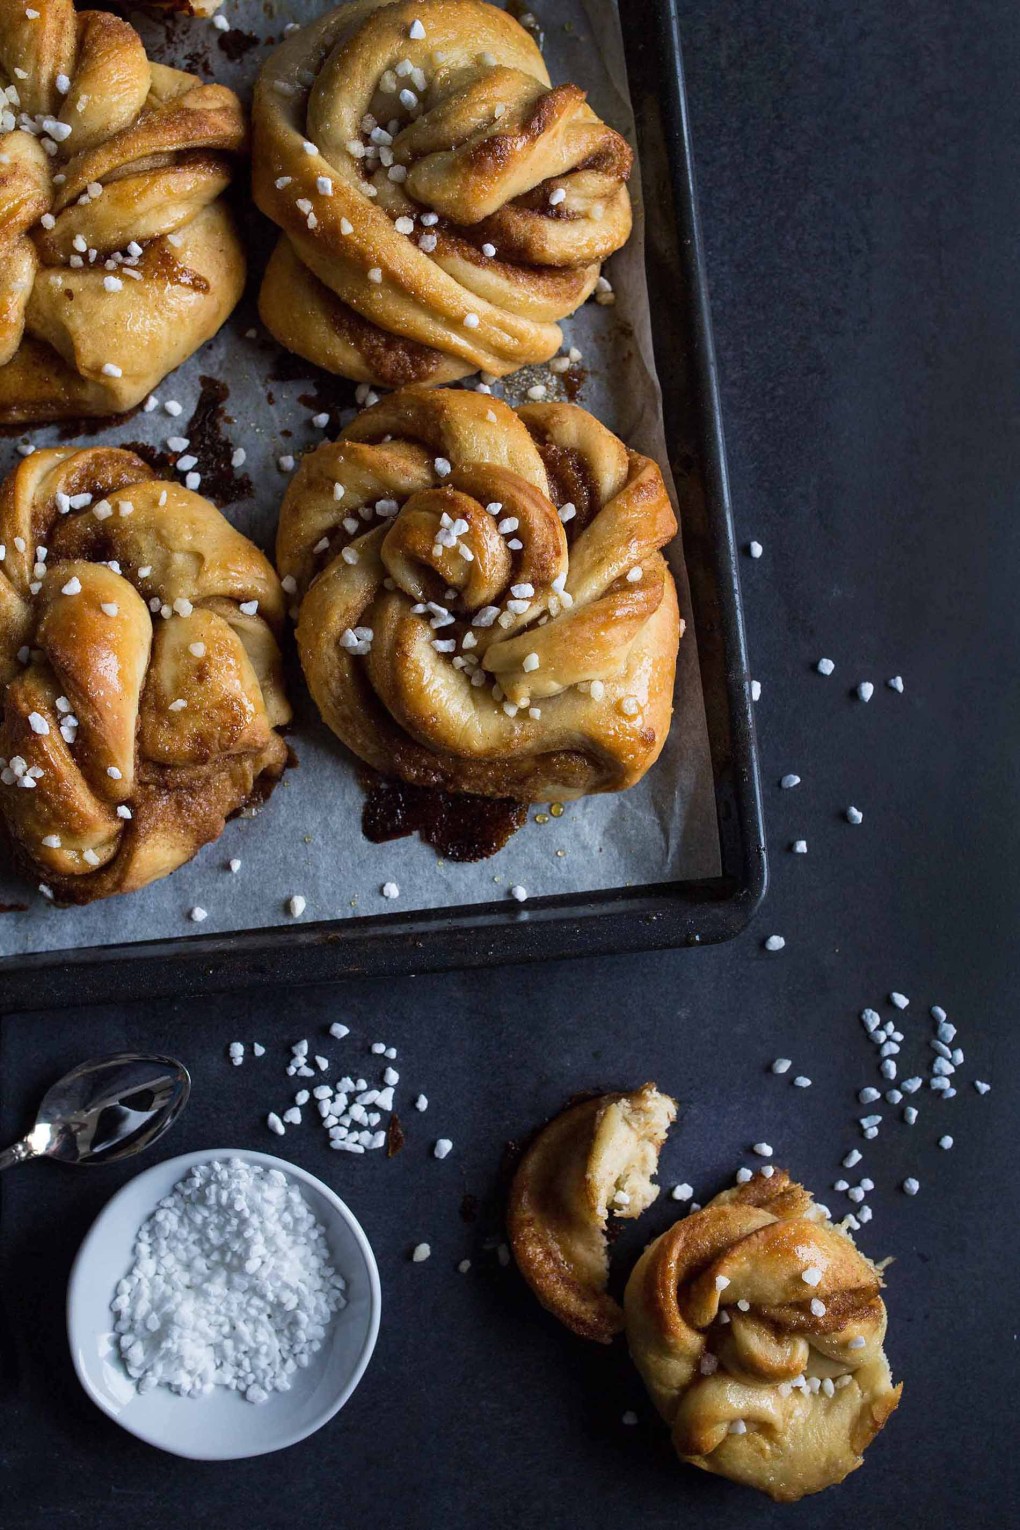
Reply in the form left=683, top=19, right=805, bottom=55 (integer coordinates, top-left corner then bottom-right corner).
left=2, top=1, right=1018, bottom=1526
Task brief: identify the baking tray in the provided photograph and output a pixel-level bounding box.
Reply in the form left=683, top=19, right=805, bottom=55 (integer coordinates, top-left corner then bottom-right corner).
left=0, top=0, right=765, bottom=1012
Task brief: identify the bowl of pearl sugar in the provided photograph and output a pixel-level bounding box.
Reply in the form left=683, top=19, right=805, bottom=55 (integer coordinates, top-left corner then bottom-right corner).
left=67, top=1149, right=381, bottom=1459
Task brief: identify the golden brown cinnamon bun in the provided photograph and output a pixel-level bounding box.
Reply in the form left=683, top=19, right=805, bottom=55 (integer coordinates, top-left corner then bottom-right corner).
left=508, top=1085, right=677, bottom=1343
left=253, top=0, right=632, bottom=387
left=0, top=0, right=246, bottom=422
left=624, top=1170, right=902, bottom=1501
left=276, top=386, right=681, bottom=801
left=0, top=447, right=290, bottom=903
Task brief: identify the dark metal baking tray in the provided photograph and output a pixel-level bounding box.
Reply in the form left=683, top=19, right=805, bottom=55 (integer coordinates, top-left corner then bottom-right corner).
left=0, top=0, right=765, bottom=1012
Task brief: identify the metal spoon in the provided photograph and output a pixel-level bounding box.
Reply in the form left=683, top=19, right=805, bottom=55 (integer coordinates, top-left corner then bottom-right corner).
left=0, top=1054, right=190, bottom=1171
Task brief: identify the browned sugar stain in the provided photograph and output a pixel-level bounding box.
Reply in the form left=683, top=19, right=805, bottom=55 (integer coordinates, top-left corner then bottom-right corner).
left=217, top=29, right=260, bottom=62
left=386, top=1113, right=405, bottom=1157
left=361, top=772, right=527, bottom=862
left=184, top=376, right=254, bottom=507
left=562, top=363, right=588, bottom=401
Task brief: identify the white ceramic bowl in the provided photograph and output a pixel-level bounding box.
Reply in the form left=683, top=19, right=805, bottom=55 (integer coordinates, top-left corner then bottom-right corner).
left=67, top=1147, right=381, bottom=1460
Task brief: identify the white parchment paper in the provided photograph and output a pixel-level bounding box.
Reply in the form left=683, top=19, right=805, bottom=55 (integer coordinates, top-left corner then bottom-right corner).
left=0, top=0, right=720, bottom=958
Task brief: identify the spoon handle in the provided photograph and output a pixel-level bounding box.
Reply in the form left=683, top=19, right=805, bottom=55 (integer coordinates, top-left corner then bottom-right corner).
left=0, top=1138, right=37, bottom=1171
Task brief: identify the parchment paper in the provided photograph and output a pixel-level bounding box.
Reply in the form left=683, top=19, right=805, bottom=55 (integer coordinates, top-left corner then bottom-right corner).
left=0, top=0, right=720, bottom=958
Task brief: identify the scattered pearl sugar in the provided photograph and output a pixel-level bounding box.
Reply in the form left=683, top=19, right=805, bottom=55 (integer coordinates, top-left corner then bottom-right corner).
left=411, top=1243, right=431, bottom=1262
left=111, top=1159, right=347, bottom=1403
left=764, top=935, right=786, bottom=952
left=433, top=1138, right=453, bottom=1160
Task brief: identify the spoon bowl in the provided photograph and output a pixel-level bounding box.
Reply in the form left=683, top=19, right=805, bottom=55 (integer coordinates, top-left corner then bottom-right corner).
left=0, top=1054, right=190, bottom=1170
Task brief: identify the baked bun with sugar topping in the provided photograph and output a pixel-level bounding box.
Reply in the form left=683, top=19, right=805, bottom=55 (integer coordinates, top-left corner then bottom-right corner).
left=508, top=1085, right=678, bottom=1343
left=624, top=1169, right=902, bottom=1501
left=0, top=447, right=290, bottom=903
left=0, top=0, right=245, bottom=422
left=253, top=0, right=632, bottom=387
left=276, top=386, right=681, bottom=802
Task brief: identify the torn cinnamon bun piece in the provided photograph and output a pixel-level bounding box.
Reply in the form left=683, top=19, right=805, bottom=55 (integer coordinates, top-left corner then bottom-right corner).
left=507, top=1085, right=677, bottom=1343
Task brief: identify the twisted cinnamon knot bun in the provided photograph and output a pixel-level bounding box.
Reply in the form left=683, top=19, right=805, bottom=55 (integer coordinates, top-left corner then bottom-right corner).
left=0, top=448, right=291, bottom=903
left=0, top=0, right=246, bottom=423
left=276, top=386, right=681, bottom=801
left=624, top=1171, right=902, bottom=1501
left=253, top=0, right=632, bottom=387
left=508, top=1085, right=677, bottom=1343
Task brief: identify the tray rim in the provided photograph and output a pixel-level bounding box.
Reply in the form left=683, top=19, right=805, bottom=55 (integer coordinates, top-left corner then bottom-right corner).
left=0, top=0, right=766, bottom=1013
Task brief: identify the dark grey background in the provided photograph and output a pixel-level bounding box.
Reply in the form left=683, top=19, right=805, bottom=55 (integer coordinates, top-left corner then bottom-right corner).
left=2, top=0, right=1018, bottom=1525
